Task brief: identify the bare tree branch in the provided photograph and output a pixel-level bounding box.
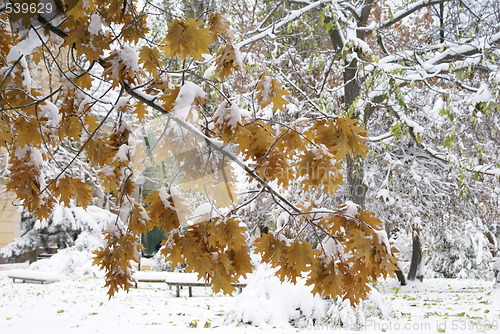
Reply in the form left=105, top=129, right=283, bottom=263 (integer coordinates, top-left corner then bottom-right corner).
left=237, top=0, right=335, bottom=50
left=122, top=83, right=304, bottom=214
left=381, top=0, right=455, bottom=29
left=391, top=105, right=500, bottom=177
left=426, top=32, right=500, bottom=66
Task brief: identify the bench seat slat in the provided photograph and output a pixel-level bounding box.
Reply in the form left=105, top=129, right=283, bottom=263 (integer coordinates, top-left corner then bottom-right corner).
left=8, top=269, right=62, bottom=284
left=133, top=272, right=247, bottom=296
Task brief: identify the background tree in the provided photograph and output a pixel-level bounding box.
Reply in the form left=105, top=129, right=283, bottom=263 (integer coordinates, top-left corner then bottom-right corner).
left=214, top=0, right=499, bottom=280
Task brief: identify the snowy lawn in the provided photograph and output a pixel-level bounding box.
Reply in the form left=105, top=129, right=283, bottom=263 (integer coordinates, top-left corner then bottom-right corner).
left=0, top=271, right=498, bottom=333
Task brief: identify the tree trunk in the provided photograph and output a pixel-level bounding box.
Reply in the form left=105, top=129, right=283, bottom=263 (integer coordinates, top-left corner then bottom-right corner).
left=324, top=1, right=376, bottom=208
left=346, top=155, right=367, bottom=208
left=344, top=57, right=368, bottom=208
left=408, top=230, right=423, bottom=281
left=343, top=58, right=360, bottom=111
left=439, top=2, right=445, bottom=44
left=386, top=222, right=407, bottom=285
left=395, top=263, right=407, bottom=285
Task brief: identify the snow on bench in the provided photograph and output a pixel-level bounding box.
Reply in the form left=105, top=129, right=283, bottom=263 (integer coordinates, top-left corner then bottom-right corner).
left=7, top=269, right=62, bottom=284
left=133, top=271, right=247, bottom=297
left=0, top=262, right=29, bottom=271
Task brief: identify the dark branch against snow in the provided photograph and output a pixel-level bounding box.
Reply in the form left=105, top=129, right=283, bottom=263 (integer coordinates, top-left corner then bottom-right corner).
left=236, top=0, right=336, bottom=50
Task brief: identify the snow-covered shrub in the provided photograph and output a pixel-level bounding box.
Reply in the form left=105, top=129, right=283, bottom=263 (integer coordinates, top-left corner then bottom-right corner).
left=225, top=262, right=328, bottom=328
left=322, top=288, right=390, bottom=330
left=493, top=259, right=500, bottom=284
left=426, top=218, right=493, bottom=279
left=323, top=298, right=365, bottom=330
left=29, top=247, right=99, bottom=276
left=147, top=250, right=173, bottom=272
left=0, top=205, right=116, bottom=261
left=225, top=260, right=391, bottom=330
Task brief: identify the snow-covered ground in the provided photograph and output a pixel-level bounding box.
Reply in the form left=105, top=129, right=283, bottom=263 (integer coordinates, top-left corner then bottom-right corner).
left=0, top=265, right=498, bottom=334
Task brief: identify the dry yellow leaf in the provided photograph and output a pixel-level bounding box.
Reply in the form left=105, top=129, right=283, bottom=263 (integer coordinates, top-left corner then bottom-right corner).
left=139, top=46, right=161, bottom=79
left=71, top=178, right=93, bottom=209
left=306, top=118, right=369, bottom=160
left=60, top=115, right=82, bottom=140
left=50, top=175, right=93, bottom=209
left=84, top=114, right=99, bottom=133
left=215, top=44, right=241, bottom=80
left=161, top=18, right=214, bottom=60
left=233, top=121, right=274, bottom=160
left=307, top=260, right=344, bottom=298
left=335, top=118, right=369, bottom=158
left=160, top=86, right=180, bottom=111
left=144, top=188, right=185, bottom=232
left=133, top=102, right=149, bottom=120
left=128, top=203, right=149, bottom=234
left=296, top=148, right=344, bottom=194
left=161, top=217, right=251, bottom=295
left=207, top=11, right=231, bottom=36
left=75, top=74, right=94, bottom=90
left=93, top=231, right=141, bottom=298
left=14, top=117, right=42, bottom=147
left=85, top=137, right=116, bottom=166
left=0, top=119, right=12, bottom=146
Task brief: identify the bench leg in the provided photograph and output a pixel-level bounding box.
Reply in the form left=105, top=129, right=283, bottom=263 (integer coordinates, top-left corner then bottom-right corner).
left=176, top=286, right=180, bottom=297
left=189, top=286, right=192, bottom=297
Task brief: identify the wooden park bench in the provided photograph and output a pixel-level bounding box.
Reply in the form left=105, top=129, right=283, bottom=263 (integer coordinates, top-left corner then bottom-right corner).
left=133, top=271, right=247, bottom=297
left=7, top=269, right=62, bottom=284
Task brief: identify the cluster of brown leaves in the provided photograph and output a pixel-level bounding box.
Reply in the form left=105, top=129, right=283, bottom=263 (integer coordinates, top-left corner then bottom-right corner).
left=160, top=217, right=253, bottom=294
left=214, top=115, right=369, bottom=194
left=139, top=12, right=239, bottom=81
left=255, top=204, right=399, bottom=305
left=93, top=226, right=143, bottom=297
left=0, top=5, right=399, bottom=304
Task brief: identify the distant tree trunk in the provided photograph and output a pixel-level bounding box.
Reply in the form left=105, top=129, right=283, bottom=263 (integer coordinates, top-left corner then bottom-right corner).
left=346, top=155, right=367, bottom=207
left=184, top=0, right=213, bottom=18
left=327, top=1, right=373, bottom=209
left=395, top=263, right=407, bottom=285
left=385, top=222, right=406, bottom=285
left=343, top=57, right=367, bottom=207
left=408, top=230, right=423, bottom=281
left=439, top=2, right=445, bottom=43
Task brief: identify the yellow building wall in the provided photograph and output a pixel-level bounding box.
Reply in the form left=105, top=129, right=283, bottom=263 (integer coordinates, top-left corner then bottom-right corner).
left=0, top=192, right=19, bottom=248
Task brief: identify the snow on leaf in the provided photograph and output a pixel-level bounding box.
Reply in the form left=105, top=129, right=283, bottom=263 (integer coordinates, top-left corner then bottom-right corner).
left=213, top=101, right=248, bottom=142
left=256, top=72, right=290, bottom=111
left=172, top=82, right=207, bottom=121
